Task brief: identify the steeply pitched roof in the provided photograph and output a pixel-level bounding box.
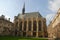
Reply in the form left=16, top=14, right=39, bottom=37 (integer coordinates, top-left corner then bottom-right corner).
left=18, top=12, right=42, bottom=19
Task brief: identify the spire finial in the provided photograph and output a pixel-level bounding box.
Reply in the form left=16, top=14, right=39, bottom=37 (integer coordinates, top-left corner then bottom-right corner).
left=22, top=2, right=25, bottom=15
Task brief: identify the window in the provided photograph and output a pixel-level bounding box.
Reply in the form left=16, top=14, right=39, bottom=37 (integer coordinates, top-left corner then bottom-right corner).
left=15, top=22, right=18, bottom=27
left=28, top=21, right=31, bottom=31
left=15, top=29, right=17, bottom=36
left=23, top=32, right=26, bottom=37
left=24, top=21, right=27, bottom=31
left=33, top=32, right=36, bottom=37
left=20, top=22, right=22, bottom=31
left=33, top=21, right=37, bottom=31
left=38, top=21, right=41, bottom=31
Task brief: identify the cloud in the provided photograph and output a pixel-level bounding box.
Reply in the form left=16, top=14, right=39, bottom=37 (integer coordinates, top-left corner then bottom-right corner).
left=0, top=8, right=13, bottom=22
left=48, top=0, right=60, bottom=12
left=46, top=13, right=55, bottom=25
left=46, top=0, right=60, bottom=25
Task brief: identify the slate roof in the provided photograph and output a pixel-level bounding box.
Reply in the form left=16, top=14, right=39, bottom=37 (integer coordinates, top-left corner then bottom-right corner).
left=17, top=12, right=42, bottom=19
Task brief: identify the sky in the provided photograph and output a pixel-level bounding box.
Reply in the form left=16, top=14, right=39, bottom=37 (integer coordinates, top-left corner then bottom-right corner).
left=0, top=0, right=60, bottom=25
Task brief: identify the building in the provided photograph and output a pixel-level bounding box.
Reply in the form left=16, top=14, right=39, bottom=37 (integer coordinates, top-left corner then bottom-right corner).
left=14, top=4, right=47, bottom=37
left=0, top=4, right=47, bottom=37
left=0, top=15, right=14, bottom=36
left=48, top=8, right=60, bottom=38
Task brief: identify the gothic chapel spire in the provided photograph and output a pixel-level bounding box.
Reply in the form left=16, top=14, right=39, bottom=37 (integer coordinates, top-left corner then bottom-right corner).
left=22, top=3, right=25, bottom=15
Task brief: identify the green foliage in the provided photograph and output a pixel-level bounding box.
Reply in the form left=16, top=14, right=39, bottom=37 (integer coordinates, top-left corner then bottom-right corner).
left=0, top=36, right=48, bottom=40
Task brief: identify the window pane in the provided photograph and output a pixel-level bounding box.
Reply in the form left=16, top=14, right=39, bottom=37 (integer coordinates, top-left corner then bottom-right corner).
left=24, top=21, right=27, bottom=31
left=38, top=21, right=41, bottom=31
left=28, top=21, right=31, bottom=31
left=20, top=22, right=22, bottom=31
left=33, top=21, right=36, bottom=31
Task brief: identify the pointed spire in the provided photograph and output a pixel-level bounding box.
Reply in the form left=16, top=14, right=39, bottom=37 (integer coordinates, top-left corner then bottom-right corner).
left=22, top=3, right=25, bottom=15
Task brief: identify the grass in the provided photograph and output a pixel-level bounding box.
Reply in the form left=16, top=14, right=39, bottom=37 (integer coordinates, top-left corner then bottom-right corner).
left=0, top=36, right=48, bottom=40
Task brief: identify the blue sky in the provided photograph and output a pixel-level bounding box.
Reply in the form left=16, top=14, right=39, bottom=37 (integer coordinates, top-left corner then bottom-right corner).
left=0, top=0, right=60, bottom=25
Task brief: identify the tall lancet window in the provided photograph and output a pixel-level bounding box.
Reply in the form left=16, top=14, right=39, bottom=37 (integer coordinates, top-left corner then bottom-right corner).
left=33, top=20, right=37, bottom=31
left=24, top=21, right=27, bottom=31
left=38, top=21, right=41, bottom=31
left=20, top=22, right=22, bottom=31
left=28, top=21, right=31, bottom=31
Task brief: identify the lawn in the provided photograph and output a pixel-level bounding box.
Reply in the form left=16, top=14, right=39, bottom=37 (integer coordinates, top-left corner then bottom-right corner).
left=0, top=36, right=48, bottom=40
